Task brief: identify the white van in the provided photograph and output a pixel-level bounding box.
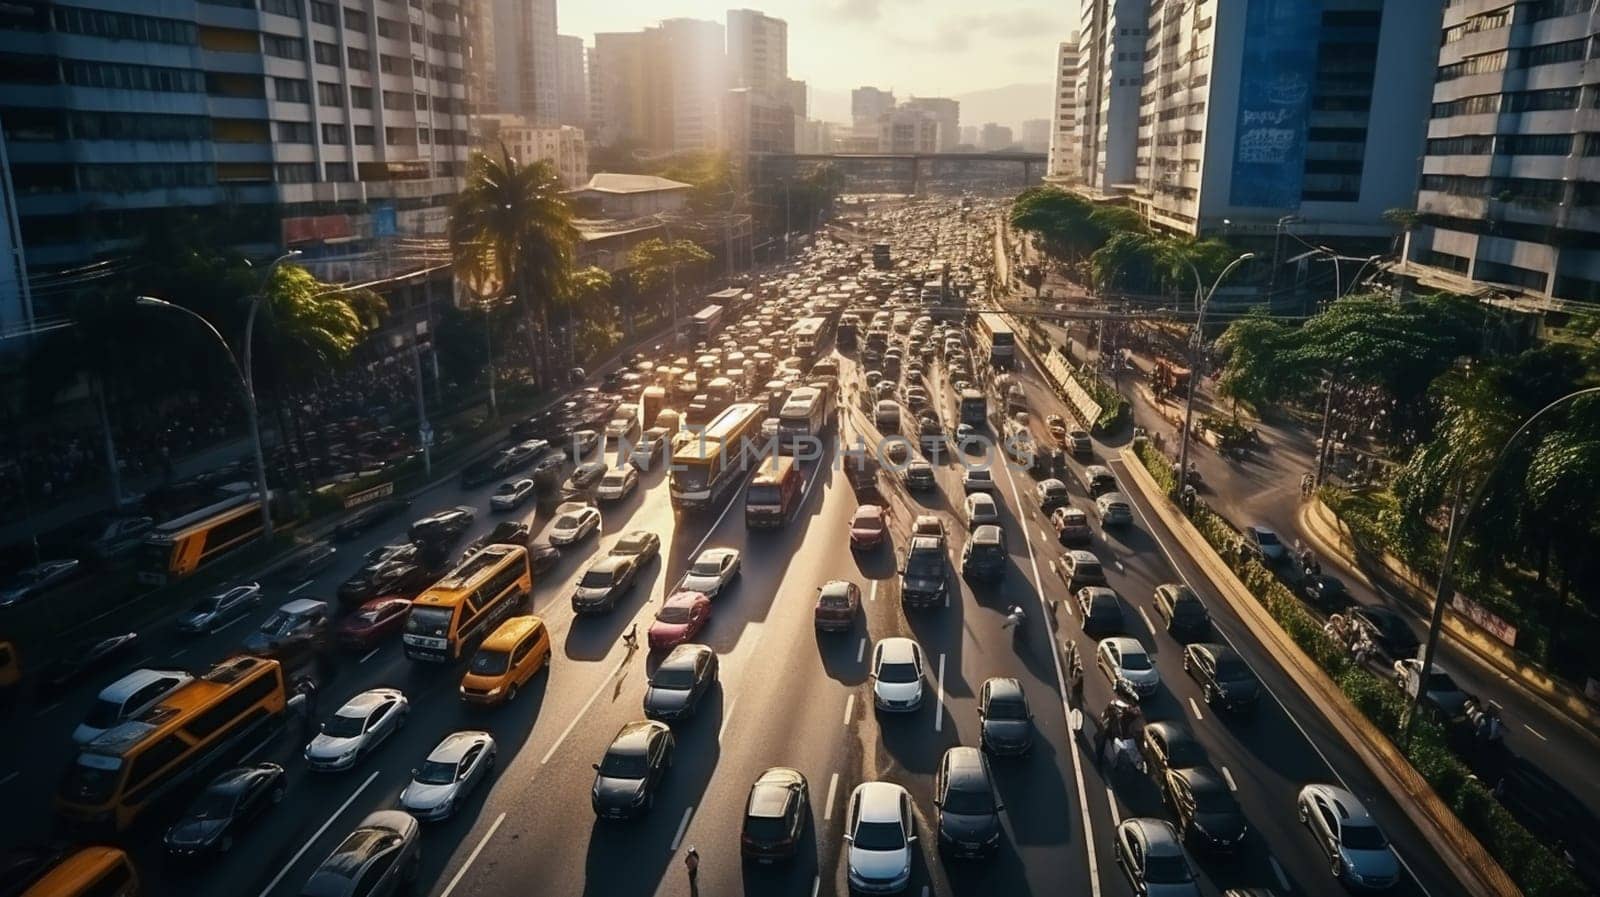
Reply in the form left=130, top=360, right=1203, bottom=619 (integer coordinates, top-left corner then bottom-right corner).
left=73, top=668, right=194, bottom=745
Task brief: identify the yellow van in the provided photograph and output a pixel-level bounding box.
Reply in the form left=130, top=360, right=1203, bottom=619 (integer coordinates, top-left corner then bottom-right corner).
left=459, top=616, right=550, bottom=705
left=19, top=846, right=138, bottom=897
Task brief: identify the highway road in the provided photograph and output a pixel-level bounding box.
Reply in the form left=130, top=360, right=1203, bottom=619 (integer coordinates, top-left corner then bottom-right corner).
left=2, top=201, right=1468, bottom=897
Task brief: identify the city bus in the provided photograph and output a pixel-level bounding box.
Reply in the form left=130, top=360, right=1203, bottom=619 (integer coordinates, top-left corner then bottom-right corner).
left=791, top=316, right=829, bottom=358
left=745, top=455, right=802, bottom=529
left=670, top=402, right=764, bottom=512
left=56, top=655, right=292, bottom=833
left=777, top=385, right=836, bottom=453
left=403, top=544, right=532, bottom=662
left=136, top=494, right=266, bottom=587
left=690, top=304, right=724, bottom=343
left=975, top=313, right=1016, bottom=367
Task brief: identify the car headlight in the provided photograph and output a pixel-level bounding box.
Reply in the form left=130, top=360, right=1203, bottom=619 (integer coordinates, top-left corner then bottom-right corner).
left=984, top=829, right=1001, bottom=845
left=485, top=687, right=502, bottom=696
left=630, top=789, right=649, bottom=805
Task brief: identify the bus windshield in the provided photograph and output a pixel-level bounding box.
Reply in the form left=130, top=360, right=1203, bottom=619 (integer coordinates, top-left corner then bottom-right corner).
left=672, top=464, right=712, bottom=494
left=747, top=483, right=782, bottom=506
left=60, top=753, right=122, bottom=804
left=405, top=606, right=454, bottom=638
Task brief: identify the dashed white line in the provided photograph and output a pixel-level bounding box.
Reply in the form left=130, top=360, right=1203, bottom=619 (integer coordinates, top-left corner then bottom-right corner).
left=130, top=655, right=152, bottom=668
left=32, top=701, right=62, bottom=718
left=438, top=812, right=506, bottom=897
left=718, top=697, right=738, bottom=743
left=1105, top=785, right=1121, bottom=827
left=843, top=693, right=856, bottom=727
left=920, top=887, right=930, bottom=897
left=542, top=660, right=623, bottom=765
left=669, top=805, right=695, bottom=851
left=856, top=637, right=866, bottom=663
left=1524, top=723, right=1547, bottom=741
left=869, top=580, right=878, bottom=602
left=823, top=772, right=841, bottom=820
left=811, top=876, right=821, bottom=897
left=256, top=770, right=378, bottom=897
left=1220, top=765, right=1238, bottom=791
left=1039, top=528, right=1052, bottom=544
left=1138, top=607, right=1156, bottom=635
left=1270, top=856, right=1292, bottom=891
left=289, top=579, right=314, bottom=594
left=1188, top=697, right=1204, bottom=720
left=358, top=648, right=380, bottom=664
left=934, top=653, right=947, bottom=733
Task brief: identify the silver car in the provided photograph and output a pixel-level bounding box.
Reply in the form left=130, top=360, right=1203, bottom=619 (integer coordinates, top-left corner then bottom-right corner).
left=1096, top=492, right=1133, bottom=526
left=399, top=731, right=496, bottom=820
left=1297, top=783, right=1400, bottom=890
left=677, top=547, right=741, bottom=598
left=306, top=688, right=409, bottom=771
left=176, top=583, right=263, bottom=634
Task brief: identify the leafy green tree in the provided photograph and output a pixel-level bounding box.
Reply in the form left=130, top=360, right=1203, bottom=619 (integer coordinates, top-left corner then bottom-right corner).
left=1089, top=231, right=1160, bottom=293
left=626, top=238, right=713, bottom=295
left=1214, top=310, right=1296, bottom=413
left=450, top=150, right=579, bottom=390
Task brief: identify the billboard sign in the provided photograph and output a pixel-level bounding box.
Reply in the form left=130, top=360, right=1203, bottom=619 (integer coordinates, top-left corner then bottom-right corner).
left=1229, top=0, right=1322, bottom=208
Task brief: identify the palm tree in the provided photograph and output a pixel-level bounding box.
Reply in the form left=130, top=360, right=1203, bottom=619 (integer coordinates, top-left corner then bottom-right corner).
left=450, top=149, right=579, bottom=390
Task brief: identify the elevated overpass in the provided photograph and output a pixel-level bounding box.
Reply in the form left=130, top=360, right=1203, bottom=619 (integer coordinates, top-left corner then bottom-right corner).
left=749, top=151, right=1048, bottom=193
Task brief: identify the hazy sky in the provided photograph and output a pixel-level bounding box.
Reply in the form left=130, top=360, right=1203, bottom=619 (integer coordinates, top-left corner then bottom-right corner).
left=557, top=0, right=1074, bottom=98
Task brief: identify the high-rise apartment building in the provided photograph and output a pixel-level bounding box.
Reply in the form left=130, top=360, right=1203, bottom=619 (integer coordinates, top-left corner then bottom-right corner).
left=0, top=0, right=471, bottom=288
left=589, top=19, right=725, bottom=154
left=725, top=88, right=796, bottom=155
left=589, top=31, right=655, bottom=148
left=727, top=9, right=787, bottom=96
left=1048, top=39, right=1080, bottom=179
left=1403, top=1, right=1600, bottom=306
left=852, top=86, right=896, bottom=136
left=981, top=123, right=1016, bottom=151
left=1021, top=119, right=1051, bottom=153
left=1075, top=0, right=1148, bottom=192
left=878, top=108, right=941, bottom=153
left=491, top=0, right=557, bottom=124
left=902, top=97, right=960, bottom=151
left=477, top=115, right=587, bottom=188
left=960, top=125, right=980, bottom=147
left=661, top=18, right=727, bottom=153
left=556, top=34, right=588, bottom=130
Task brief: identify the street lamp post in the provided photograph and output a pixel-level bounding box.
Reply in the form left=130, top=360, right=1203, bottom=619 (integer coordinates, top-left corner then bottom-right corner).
left=1269, top=215, right=1300, bottom=297
left=1314, top=356, right=1353, bottom=487
left=1316, top=245, right=1343, bottom=302
left=484, top=294, right=509, bottom=420
left=1176, top=252, right=1257, bottom=499
left=1402, top=386, right=1600, bottom=746
left=1342, top=254, right=1384, bottom=299
left=136, top=296, right=275, bottom=541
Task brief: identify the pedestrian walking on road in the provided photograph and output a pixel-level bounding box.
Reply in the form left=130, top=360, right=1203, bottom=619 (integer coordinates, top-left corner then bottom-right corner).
left=622, top=622, right=639, bottom=652
left=684, top=846, right=700, bottom=895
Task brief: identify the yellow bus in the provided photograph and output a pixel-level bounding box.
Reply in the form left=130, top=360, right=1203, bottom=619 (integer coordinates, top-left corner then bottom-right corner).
left=136, top=494, right=266, bottom=587
left=56, top=656, right=291, bottom=833
left=403, top=544, right=531, bottom=662
left=16, top=846, right=139, bottom=897
left=670, top=402, right=765, bottom=512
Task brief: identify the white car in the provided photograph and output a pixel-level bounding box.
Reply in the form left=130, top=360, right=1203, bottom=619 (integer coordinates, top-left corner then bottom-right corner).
left=1097, top=636, right=1160, bottom=697
left=399, top=731, right=496, bottom=821
left=595, top=467, right=639, bottom=502
left=305, top=688, right=409, bottom=771
left=963, top=492, right=1000, bottom=529
left=871, top=637, right=925, bottom=712
left=677, top=547, right=741, bottom=598
left=1297, top=783, right=1400, bottom=890
left=629, top=427, right=670, bottom=470
left=845, top=782, right=916, bottom=894
left=74, top=668, right=193, bottom=745
left=489, top=478, right=536, bottom=511
left=176, top=582, right=262, bottom=634
left=547, top=506, right=602, bottom=545
left=1096, top=492, right=1133, bottom=527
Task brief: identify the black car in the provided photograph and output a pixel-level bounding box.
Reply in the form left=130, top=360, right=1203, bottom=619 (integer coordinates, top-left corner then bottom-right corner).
left=902, top=460, right=936, bottom=491
left=643, top=644, right=718, bottom=722
left=1302, top=575, right=1353, bottom=612
left=1160, top=765, right=1247, bottom=853
left=165, top=763, right=286, bottom=857
left=1349, top=605, right=1420, bottom=659
left=741, top=767, right=810, bottom=862
left=529, top=540, right=561, bottom=576
left=960, top=525, right=1007, bottom=583
left=571, top=556, right=638, bottom=614
left=409, top=506, right=475, bottom=545
left=1183, top=643, right=1260, bottom=712
left=899, top=536, right=948, bottom=609
left=1076, top=587, right=1123, bottom=637
left=592, top=720, right=675, bottom=819
left=301, top=810, right=420, bottom=897
left=566, top=429, right=602, bottom=459
left=560, top=461, right=609, bottom=500
left=935, top=746, right=1003, bottom=859
left=1141, top=721, right=1206, bottom=778
left=464, top=521, right=532, bottom=555
left=459, top=454, right=511, bottom=488
left=1113, top=818, right=1198, bottom=896
left=332, top=499, right=411, bottom=541
left=531, top=453, right=568, bottom=491
left=42, top=632, right=139, bottom=690
left=978, top=677, right=1033, bottom=756
left=336, top=560, right=430, bottom=608
left=1152, top=584, right=1210, bottom=642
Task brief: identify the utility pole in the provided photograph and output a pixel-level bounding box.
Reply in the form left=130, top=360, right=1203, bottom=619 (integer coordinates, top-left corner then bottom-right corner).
left=409, top=320, right=432, bottom=479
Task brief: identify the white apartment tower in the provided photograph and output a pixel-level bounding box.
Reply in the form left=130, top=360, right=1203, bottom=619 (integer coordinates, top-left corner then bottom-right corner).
left=1075, top=0, right=1148, bottom=192
left=555, top=34, right=589, bottom=129
left=661, top=18, right=728, bottom=153
left=726, top=9, right=788, bottom=97
left=491, top=0, right=558, bottom=124
left=1049, top=38, right=1080, bottom=179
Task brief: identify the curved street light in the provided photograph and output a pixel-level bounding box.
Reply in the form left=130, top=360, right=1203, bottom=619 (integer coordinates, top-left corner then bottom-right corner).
left=1176, top=252, right=1257, bottom=497
left=135, top=295, right=275, bottom=541
left=1402, top=385, right=1600, bottom=745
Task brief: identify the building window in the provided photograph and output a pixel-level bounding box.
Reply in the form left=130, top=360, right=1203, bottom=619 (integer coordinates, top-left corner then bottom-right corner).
left=1509, top=87, right=1580, bottom=111
left=418, top=127, right=429, bottom=144
left=1436, top=51, right=1507, bottom=81
left=350, top=86, right=374, bottom=108
left=77, top=162, right=211, bottom=192
left=326, top=161, right=352, bottom=181
left=276, top=121, right=313, bottom=143
left=314, top=41, right=340, bottom=65
left=414, top=92, right=428, bottom=110
left=376, top=17, right=406, bottom=39
left=1522, top=38, right=1588, bottom=68
left=1441, top=7, right=1510, bottom=44
left=52, top=6, right=197, bottom=44
left=1416, top=249, right=1471, bottom=275
left=385, top=126, right=415, bottom=145
left=1529, top=0, right=1598, bottom=21
left=70, top=111, right=209, bottom=141
left=262, top=34, right=305, bottom=60
left=261, top=0, right=302, bottom=17
left=1426, top=134, right=1494, bottom=155
left=379, top=54, right=405, bottom=75
left=64, top=60, right=204, bottom=93
left=274, top=78, right=310, bottom=103
left=353, top=124, right=376, bottom=144
left=275, top=162, right=318, bottom=183
left=317, top=81, right=342, bottom=106
left=1499, top=133, right=1573, bottom=155
left=321, top=122, right=347, bottom=143
left=1474, top=259, right=1548, bottom=291
left=382, top=90, right=409, bottom=111
left=310, top=1, right=337, bottom=26
left=344, top=7, right=368, bottom=31
left=348, top=47, right=371, bottom=69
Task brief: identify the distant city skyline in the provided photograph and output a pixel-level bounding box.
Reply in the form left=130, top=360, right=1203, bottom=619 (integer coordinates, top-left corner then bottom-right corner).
left=558, top=0, right=1070, bottom=98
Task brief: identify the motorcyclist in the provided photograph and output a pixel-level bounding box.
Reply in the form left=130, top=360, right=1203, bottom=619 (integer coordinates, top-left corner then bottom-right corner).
left=1004, top=604, right=1026, bottom=630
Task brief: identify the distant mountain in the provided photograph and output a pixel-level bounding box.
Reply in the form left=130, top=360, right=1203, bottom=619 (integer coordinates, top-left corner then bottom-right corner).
left=805, top=82, right=1055, bottom=135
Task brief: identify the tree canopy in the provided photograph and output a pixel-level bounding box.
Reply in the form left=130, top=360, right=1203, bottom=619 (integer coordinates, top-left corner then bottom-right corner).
left=626, top=238, right=713, bottom=295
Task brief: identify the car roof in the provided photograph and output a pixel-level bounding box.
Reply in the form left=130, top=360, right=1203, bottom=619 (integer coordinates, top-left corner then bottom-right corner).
left=820, top=580, right=854, bottom=599
left=698, top=547, right=737, bottom=560
left=854, top=781, right=908, bottom=821
left=748, top=770, right=803, bottom=817
left=588, top=555, right=629, bottom=573
left=986, top=677, right=1024, bottom=701
left=338, top=688, right=401, bottom=716
left=1125, top=817, right=1184, bottom=856
left=967, top=492, right=996, bottom=505
left=1305, top=783, right=1374, bottom=823
left=942, top=747, right=991, bottom=790
left=908, top=535, right=942, bottom=552
left=659, top=643, right=712, bottom=671
left=972, top=525, right=1003, bottom=544
left=1069, top=549, right=1100, bottom=563
left=610, top=720, right=665, bottom=755
left=663, top=591, right=704, bottom=608
left=203, top=764, right=268, bottom=796
left=1101, top=636, right=1144, bottom=654
left=426, top=731, right=490, bottom=764
left=280, top=598, right=328, bottom=615
left=1174, top=765, right=1228, bottom=797
left=875, top=637, right=919, bottom=664
left=96, top=668, right=189, bottom=701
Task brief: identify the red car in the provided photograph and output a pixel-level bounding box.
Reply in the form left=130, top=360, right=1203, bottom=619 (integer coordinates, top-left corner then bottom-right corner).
left=648, top=591, right=712, bottom=651
left=849, top=504, right=888, bottom=550
left=336, top=597, right=412, bottom=651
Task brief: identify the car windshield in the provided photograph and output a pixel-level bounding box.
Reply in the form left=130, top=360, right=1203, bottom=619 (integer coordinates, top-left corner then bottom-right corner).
left=60, top=754, right=122, bottom=804
left=1144, top=854, right=1193, bottom=884
left=1119, top=651, right=1152, bottom=671
left=748, top=484, right=782, bottom=505
left=554, top=514, right=582, bottom=529
left=415, top=760, right=458, bottom=786
left=852, top=820, right=905, bottom=851
left=657, top=605, right=694, bottom=624
left=1214, top=657, right=1252, bottom=682
left=942, top=785, right=994, bottom=815
left=188, top=787, right=240, bottom=820
left=986, top=695, right=1028, bottom=720
left=495, top=483, right=515, bottom=494
left=1341, top=822, right=1388, bottom=850
left=470, top=649, right=509, bottom=676
left=353, top=609, right=382, bottom=625
left=878, top=660, right=918, bottom=683
left=1255, top=530, right=1280, bottom=546
left=191, top=597, right=223, bottom=614
left=690, top=557, right=723, bottom=576
left=82, top=698, right=126, bottom=729
left=652, top=665, right=696, bottom=689
left=1191, top=784, right=1234, bottom=812
left=906, top=551, right=942, bottom=576
left=322, top=712, right=367, bottom=738
left=599, top=751, right=648, bottom=779
left=405, top=606, right=453, bottom=637
left=580, top=570, right=616, bottom=589
left=257, top=611, right=298, bottom=637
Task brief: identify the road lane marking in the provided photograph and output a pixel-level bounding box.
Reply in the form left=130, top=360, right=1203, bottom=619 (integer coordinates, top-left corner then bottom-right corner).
left=811, top=876, right=821, bottom=897
left=1221, top=765, right=1238, bottom=791
left=669, top=806, right=695, bottom=851
left=0, top=771, right=19, bottom=787
left=1138, top=607, right=1155, bottom=635
left=718, top=697, right=738, bottom=743
left=687, top=476, right=748, bottom=560
left=439, top=812, right=506, bottom=897
left=542, top=658, right=626, bottom=765
left=824, top=772, right=840, bottom=820
left=1113, top=559, right=1125, bottom=572
left=856, top=637, right=866, bottom=663
left=934, top=653, right=947, bottom=733
left=1524, top=723, right=1546, bottom=741
left=1270, top=856, right=1291, bottom=892
left=257, top=770, right=379, bottom=897
left=843, top=693, right=855, bottom=727
left=290, top=579, right=314, bottom=594
left=921, top=888, right=930, bottom=897
left=869, top=580, right=878, bottom=602
left=130, top=656, right=152, bottom=668
left=358, top=648, right=380, bottom=664
left=214, top=614, right=251, bottom=634
left=33, top=701, right=62, bottom=718
left=1105, top=786, right=1121, bottom=827
left=1188, top=697, right=1203, bottom=720
left=1039, top=528, right=1051, bottom=543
